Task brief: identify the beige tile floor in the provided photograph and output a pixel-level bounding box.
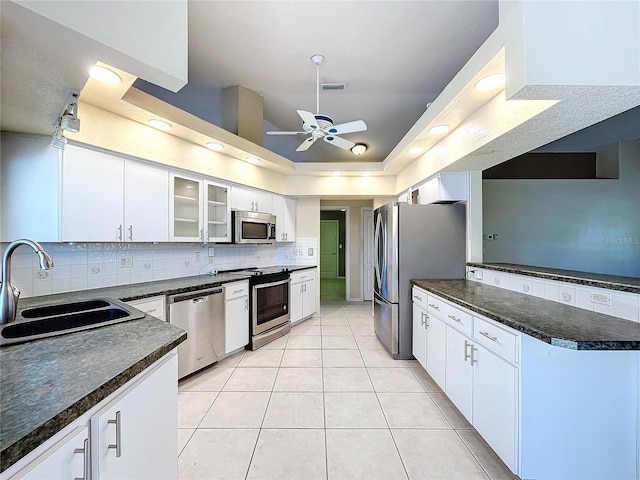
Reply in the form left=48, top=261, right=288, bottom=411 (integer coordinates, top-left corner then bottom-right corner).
left=177, top=300, right=519, bottom=480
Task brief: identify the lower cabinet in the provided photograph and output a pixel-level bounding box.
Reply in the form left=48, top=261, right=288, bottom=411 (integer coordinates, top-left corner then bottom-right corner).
left=126, top=296, right=166, bottom=321
left=444, top=326, right=474, bottom=422
left=290, top=269, right=317, bottom=324
left=411, top=302, right=427, bottom=369
left=3, top=353, right=178, bottom=480
left=224, top=281, right=249, bottom=353
left=424, top=312, right=447, bottom=391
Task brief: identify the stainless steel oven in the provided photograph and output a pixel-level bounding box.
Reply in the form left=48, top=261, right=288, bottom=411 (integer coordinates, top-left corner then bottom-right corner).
left=249, top=270, right=290, bottom=349
left=232, top=210, right=276, bottom=244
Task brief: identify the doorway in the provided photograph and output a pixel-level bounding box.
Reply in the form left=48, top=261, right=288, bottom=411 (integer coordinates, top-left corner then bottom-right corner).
left=320, top=210, right=347, bottom=300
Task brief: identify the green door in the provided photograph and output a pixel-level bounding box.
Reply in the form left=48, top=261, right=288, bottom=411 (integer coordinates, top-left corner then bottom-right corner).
left=320, top=220, right=338, bottom=279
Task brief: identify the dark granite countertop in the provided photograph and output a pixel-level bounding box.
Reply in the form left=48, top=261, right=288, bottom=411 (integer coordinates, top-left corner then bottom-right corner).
left=0, top=265, right=316, bottom=472
left=411, top=279, right=640, bottom=351
left=467, top=262, right=640, bottom=294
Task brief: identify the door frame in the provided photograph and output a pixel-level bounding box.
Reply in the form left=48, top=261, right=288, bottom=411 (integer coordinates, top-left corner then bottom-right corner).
left=320, top=207, right=350, bottom=300
left=361, top=207, right=373, bottom=301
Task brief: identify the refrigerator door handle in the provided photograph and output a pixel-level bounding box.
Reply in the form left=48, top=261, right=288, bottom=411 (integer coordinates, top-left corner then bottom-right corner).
left=373, top=213, right=382, bottom=290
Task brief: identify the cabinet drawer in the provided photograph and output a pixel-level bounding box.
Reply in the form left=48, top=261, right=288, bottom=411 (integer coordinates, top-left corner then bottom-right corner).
left=127, top=296, right=166, bottom=321
left=291, top=270, right=314, bottom=285
left=473, top=316, right=518, bottom=363
left=430, top=296, right=472, bottom=336
left=225, top=281, right=249, bottom=300
left=412, top=287, right=428, bottom=310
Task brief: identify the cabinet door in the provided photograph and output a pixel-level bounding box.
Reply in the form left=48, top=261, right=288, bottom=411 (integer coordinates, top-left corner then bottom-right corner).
left=124, top=160, right=169, bottom=242
left=290, top=282, right=304, bottom=324
left=225, top=295, right=249, bottom=353
left=412, top=303, right=427, bottom=369
left=283, top=197, right=296, bottom=241
left=302, top=279, right=316, bottom=318
left=61, top=145, right=124, bottom=241
left=169, top=173, right=203, bottom=242
left=444, top=327, right=473, bottom=422
left=91, top=354, right=178, bottom=480
left=252, top=190, right=272, bottom=214
left=473, top=345, right=517, bottom=472
left=426, top=313, right=447, bottom=389
left=205, top=180, right=231, bottom=242
left=272, top=195, right=286, bottom=241
left=16, top=426, right=89, bottom=480
left=230, top=186, right=254, bottom=211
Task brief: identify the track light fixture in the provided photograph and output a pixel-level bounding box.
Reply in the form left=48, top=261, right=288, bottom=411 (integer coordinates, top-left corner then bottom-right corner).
left=60, top=101, right=80, bottom=133
left=50, top=121, right=67, bottom=150
left=51, top=89, right=81, bottom=150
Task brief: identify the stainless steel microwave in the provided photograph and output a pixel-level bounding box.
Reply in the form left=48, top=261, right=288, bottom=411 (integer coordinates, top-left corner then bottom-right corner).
left=232, top=210, right=276, bottom=244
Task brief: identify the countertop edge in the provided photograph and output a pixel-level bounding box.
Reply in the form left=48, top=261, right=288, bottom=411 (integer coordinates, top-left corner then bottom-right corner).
left=0, top=327, right=186, bottom=473
left=411, top=280, right=640, bottom=351
left=467, top=262, right=640, bottom=294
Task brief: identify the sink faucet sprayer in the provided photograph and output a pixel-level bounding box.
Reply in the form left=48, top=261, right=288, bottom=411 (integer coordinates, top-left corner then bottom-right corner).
left=0, top=239, right=54, bottom=325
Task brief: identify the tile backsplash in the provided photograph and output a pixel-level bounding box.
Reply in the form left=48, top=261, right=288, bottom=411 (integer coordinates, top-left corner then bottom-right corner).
left=1, top=238, right=318, bottom=298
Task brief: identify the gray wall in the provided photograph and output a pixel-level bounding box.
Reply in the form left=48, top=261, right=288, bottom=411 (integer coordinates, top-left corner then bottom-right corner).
left=483, top=141, right=640, bottom=277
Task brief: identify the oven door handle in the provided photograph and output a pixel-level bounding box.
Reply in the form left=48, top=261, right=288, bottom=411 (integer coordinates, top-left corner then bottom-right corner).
left=252, top=278, right=291, bottom=289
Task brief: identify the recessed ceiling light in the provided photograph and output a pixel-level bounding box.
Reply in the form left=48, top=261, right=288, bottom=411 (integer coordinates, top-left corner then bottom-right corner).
left=474, top=73, right=505, bottom=92
left=429, top=125, right=450, bottom=135
left=351, top=143, right=367, bottom=155
left=409, top=147, right=424, bottom=155
left=362, top=171, right=372, bottom=177
left=148, top=119, right=171, bottom=130
left=89, top=65, right=121, bottom=84
left=331, top=171, right=341, bottom=176
left=246, top=157, right=260, bottom=164
left=206, top=142, right=223, bottom=151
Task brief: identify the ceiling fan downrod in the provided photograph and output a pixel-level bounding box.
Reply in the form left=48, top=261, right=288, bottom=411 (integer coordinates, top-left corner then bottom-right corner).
left=311, top=54, right=324, bottom=115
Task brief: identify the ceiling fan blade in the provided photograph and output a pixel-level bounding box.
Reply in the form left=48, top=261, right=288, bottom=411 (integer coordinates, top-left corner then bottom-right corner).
left=323, top=135, right=355, bottom=151
left=297, top=110, right=319, bottom=130
left=266, top=131, right=307, bottom=135
left=325, top=120, right=368, bottom=135
left=296, top=136, right=317, bottom=152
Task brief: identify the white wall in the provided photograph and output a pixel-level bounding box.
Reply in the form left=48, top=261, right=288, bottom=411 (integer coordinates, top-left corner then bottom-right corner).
left=483, top=141, right=640, bottom=277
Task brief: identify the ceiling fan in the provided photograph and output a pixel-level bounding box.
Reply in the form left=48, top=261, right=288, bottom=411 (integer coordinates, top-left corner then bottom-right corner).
left=266, top=54, right=367, bottom=152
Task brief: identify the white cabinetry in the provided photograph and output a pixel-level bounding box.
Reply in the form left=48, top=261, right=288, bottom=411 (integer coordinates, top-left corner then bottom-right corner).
left=444, top=326, right=475, bottom=422
left=412, top=287, right=447, bottom=388
left=11, top=427, right=89, bottom=480
left=170, top=173, right=231, bottom=243
left=411, top=302, right=428, bottom=369
left=224, top=281, right=249, bottom=353
left=231, top=186, right=272, bottom=213
left=290, top=269, right=317, bottom=324
left=2, top=353, right=178, bottom=480
left=425, top=307, right=447, bottom=390
left=62, top=145, right=169, bottom=242
left=417, top=172, right=467, bottom=204
left=272, top=195, right=296, bottom=242
left=126, top=296, right=166, bottom=321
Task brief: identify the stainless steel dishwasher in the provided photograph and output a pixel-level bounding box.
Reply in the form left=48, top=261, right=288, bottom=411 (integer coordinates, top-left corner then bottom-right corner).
left=167, top=287, right=224, bottom=379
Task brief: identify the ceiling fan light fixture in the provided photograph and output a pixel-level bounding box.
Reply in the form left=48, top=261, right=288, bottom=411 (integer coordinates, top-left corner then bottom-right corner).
left=89, top=65, right=122, bottom=84
left=429, top=125, right=450, bottom=135
left=409, top=147, right=424, bottom=155
left=149, top=119, right=172, bottom=130
left=351, top=143, right=367, bottom=155
left=206, top=142, right=223, bottom=151
left=474, top=73, right=505, bottom=92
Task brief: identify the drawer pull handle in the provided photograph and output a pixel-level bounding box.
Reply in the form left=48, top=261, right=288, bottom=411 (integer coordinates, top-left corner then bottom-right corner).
left=448, top=314, right=462, bottom=323
left=108, top=411, right=122, bottom=457
left=145, top=308, right=157, bottom=314
left=413, top=295, right=421, bottom=301
left=74, top=437, right=91, bottom=480
left=428, top=303, right=439, bottom=310
left=233, top=289, right=244, bottom=295
left=479, top=331, right=498, bottom=342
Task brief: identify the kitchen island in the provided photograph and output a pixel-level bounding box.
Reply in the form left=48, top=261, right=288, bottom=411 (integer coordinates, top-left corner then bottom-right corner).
left=411, top=278, right=639, bottom=479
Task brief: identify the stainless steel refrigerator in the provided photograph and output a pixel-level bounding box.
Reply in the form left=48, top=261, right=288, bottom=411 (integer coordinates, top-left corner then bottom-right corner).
left=373, top=202, right=466, bottom=359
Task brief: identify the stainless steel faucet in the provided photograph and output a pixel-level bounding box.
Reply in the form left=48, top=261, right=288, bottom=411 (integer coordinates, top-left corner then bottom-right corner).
left=0, top=239, right=54, bottom=324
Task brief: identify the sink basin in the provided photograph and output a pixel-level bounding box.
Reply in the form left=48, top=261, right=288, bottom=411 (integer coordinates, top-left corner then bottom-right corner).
left=1, top=298, right=145, bottom=347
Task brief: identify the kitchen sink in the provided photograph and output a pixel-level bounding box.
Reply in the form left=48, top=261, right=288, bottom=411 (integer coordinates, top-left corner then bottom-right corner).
left=1, top=298, right=145, bottom=347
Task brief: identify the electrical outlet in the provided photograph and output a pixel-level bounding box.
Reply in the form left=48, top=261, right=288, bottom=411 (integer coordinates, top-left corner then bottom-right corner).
left=208, top=247, right=215, bottom=257
left=119, top=255, right=133, bottom=268
left=194, top=251, right=201, bottom=262
left=308, top=248, right=313, bottom=256
left=474, top=270, right=483, bottom=280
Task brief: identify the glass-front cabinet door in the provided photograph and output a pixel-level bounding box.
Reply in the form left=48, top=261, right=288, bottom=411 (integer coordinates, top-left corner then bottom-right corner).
left=205, top=181, right=230, bottom=242
left=170, top=173, right=203, bottom=242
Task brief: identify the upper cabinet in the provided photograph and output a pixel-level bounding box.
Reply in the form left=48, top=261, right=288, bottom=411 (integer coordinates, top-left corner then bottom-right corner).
left=62, top=146, right=169, bottom=242
left=417, top=172, right=467, bottom=204
left=0, top=136, right=169, bottom=242
left=170, top=173, right=231, bottom=243
left=231, top=186, right=272, bottom=214
left=272, top=195, right=296, bottom=242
